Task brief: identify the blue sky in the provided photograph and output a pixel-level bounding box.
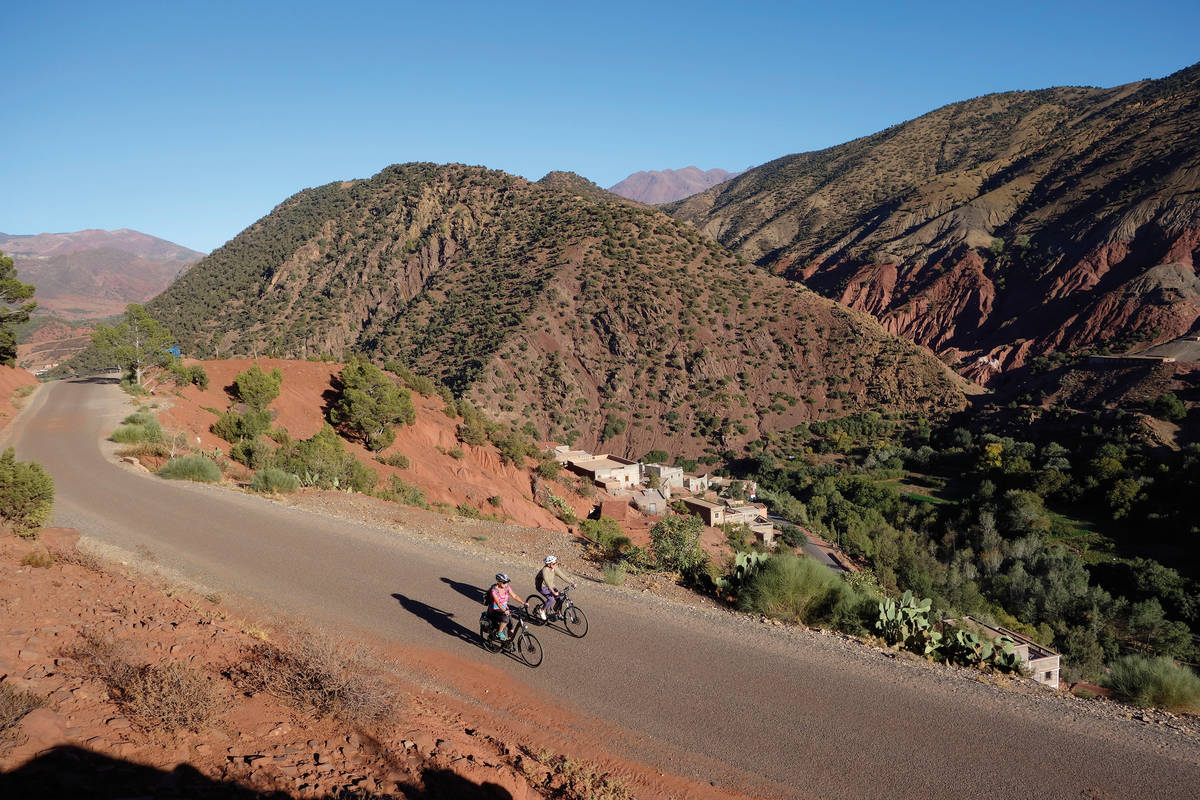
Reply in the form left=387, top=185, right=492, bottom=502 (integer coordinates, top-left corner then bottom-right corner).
left=3, top=0, right=1198, bottom=253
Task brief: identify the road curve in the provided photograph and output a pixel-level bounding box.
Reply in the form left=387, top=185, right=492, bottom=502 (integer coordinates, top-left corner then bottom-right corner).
left=11, top=378, right=1200, bottom=799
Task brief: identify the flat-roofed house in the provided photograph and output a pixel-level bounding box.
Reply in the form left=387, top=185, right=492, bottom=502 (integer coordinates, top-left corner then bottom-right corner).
left=632, top=489, right=668, bottom=515
left=680, top=496, right=726, bottom=527
left=567, top=454, right=642, bottom=490
left=644, top=463, right=684, bottom=491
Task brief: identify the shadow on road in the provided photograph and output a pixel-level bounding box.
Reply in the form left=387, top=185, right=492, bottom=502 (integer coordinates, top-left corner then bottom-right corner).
left=440, top=576, right=486, bottom=604
left=391, top=592, right=478, bottom=647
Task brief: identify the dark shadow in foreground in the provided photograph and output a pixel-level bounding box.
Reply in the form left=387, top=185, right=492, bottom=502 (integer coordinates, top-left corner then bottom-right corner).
left=0, top=745, right=514, bottom=799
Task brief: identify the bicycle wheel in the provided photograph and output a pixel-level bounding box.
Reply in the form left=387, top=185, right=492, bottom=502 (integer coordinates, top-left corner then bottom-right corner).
left=524, top=594, right=548, bottom=625
left=480, top=623, right=502, bottom=653
left=517, top=632, right=543, bottom=667
left=562, top=604, right=589, bottom=638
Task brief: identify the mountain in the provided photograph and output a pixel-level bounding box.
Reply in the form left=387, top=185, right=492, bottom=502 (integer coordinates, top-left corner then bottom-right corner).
left=609, top=167, right=737, bottom=204
left=668, top=63, right=1200, bottom=384
left=148, top=162, right=967, bottom=458
left=0, top=229, right=204, bottom=319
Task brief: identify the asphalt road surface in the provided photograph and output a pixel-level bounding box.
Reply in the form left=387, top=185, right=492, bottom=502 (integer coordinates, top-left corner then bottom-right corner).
left=11, top=378, right=1200, bottom=799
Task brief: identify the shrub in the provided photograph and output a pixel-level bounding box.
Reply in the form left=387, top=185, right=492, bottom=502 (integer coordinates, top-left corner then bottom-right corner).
left=540, top=492, right=577, bottom=524
left=168, top=360, right=209, bottom=390
left=580, top=517, right=632, bottom=559
left=249, top=468, right=300, bottom=494
left=537, top=460, right=562, bottom=480
left=110, top=422, right=162, bottom=444
left=0, top=681, right=46, bottom=734
left=375, top=453, right=410, bottom=469
left=1150, top=393, right=1187, bottom=423
left=270, top=424, right=377, bottom=492
left=602, top=563, right=626, bottom=586
left=20, top=550, right=55, bottom=568
left=0, top=448, right=55, bottom=537
left=211, top=409, right=271, bottom=443
left=233, top=633, right=394, bottom=722
left=158, top=455, right=221, bottom=483
left=740, top=554, right=874, bottom=634
left=233, top=365, right=282, bottom=411
left=1105, top=656, right=1200, bottom=713
left=230, top=436, right=272, bottom=469
left=649, top=515, right=707, bottom=574
left=376, top=475, right=427, bottom=508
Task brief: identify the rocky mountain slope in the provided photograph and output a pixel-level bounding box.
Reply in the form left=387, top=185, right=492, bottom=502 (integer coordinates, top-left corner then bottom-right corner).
left=148, top=163, right=967, bottom=458
left=668, top=62, right=1200, bottom=384
left=0, top=229, right=203, bottom=319
left=609, top=167, right=736, bottom=204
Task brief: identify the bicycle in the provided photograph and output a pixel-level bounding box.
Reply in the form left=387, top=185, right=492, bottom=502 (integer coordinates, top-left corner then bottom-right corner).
left=479, top=606, right=544, bottom=667
left=525, top=584, right=588, bottom=638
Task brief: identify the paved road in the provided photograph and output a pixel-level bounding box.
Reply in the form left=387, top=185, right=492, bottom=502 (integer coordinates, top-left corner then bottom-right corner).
left=11, top=379, right=1200, bottom=799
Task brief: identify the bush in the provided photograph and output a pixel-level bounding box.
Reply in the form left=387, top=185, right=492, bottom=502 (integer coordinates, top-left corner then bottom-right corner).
left=537, top=459, right=562, bottom=480
left=270, top=424, right=377, bottom=492
left=249, top=468, right=300, bottom=494
left=580, top=517, right=632, bottom=559
left=233, top=633, right=394, bottom=722
left=168, top=360, right=209, bottom=390
left=740, top=554, right=874, bottom=634
left=1105, top=656, right=1200, bottom=713
left=375, top=453, right=410, bottom=469
left=602, top=563, right=626, bottom=585
left=649, top=515, right=707, bottom=574
left=376, top=475, right=427, bottom=508
left=158, top=455, right=221, bottom=483
left=230, top=436, right=272, bottom=469
left=0, top=448, right=55, bottom=537
left=110, top=422, right=162, bottom=444
left=233, top=365, right=282, bottom=411
left=211, top=409, right=271, bottom=443
left=1150, top=392, right=1187, bottom=422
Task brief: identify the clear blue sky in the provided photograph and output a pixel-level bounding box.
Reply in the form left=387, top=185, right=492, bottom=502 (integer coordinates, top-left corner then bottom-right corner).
left=3, top=0, right=1198, bottom=253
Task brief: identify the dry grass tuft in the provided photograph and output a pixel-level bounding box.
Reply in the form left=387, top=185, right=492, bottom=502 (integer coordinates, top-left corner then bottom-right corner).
left=233, top=632, right=395, bottom=723
left=523, top=748, right=634, bottom=800
left=65, top=632, right=218, bottom=733
left=0, top=681, right=45, bottom=735
left=20, top=550, right=55, bottom=568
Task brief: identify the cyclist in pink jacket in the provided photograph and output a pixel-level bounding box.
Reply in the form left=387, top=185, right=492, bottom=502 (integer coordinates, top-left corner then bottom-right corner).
left=485, top=573, right=526, bottom=641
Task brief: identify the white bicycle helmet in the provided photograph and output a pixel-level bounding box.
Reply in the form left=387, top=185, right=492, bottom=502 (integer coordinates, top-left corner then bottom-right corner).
left=495, top=572, right=510, bottom=583
left=544, top=555, right=558, bottom=565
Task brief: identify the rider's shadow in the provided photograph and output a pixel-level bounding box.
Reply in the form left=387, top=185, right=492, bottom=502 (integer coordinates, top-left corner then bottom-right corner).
left=391, top=593, right=479, bottom=647
left=440, top=577, right=487, bottom=604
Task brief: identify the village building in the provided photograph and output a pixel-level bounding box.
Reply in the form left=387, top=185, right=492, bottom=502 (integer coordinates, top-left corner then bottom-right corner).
left=632, top=489, right=668, bottom=515
left=682, top=473, right=710, bottom=493
left=680, top=496, right=726, bottom=527
left=953, top=616, right=1062, bottom=689
left=566, top=454, right=642, bottom=490
left=644, top=463, right=684, bottom=491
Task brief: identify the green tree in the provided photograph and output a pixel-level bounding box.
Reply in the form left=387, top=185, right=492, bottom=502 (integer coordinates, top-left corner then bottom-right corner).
left=91, top=304, right=174, bottom=386
left=329, top=356, right=415, bottom=451
left=234, top=365, right=283, bottom=412
left=0, top=251, right=36, bottom=367
left=0, top=447, right=54, bottom=537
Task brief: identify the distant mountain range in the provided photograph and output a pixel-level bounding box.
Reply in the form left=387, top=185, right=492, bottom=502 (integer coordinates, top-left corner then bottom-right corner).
left=608, top=167, right=737, bottom=204
left=147, top=163, right=966, bottom=457
left=668, top=62, right=1200, bottom=384
left=0, top=229, right=204, bottom=319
